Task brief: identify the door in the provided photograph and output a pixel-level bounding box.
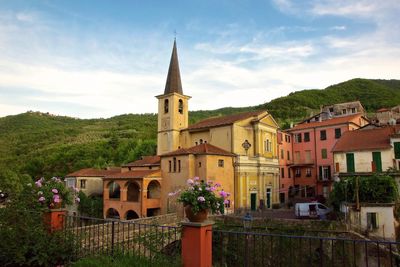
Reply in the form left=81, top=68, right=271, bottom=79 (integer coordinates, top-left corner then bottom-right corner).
left=346, top=153, right=355, bottom=173
left=372, top=152, right=382, bottom=172
left=250, top=193, right=257, bottom=211
left=266, top=188, right=271, bottom=208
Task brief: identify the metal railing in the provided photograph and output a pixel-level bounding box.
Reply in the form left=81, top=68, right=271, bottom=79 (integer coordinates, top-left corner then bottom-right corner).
left=62, top=215, right=181, bottom=264
left=212, top=229, right=400, bottom=267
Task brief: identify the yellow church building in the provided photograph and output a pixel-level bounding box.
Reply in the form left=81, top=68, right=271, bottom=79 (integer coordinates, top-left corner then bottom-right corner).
left=157, top=40, right=280, bottom=212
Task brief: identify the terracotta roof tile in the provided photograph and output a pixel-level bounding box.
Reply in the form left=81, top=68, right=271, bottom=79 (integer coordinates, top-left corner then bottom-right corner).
left=188, top=110, right=265, bottom=130
left=332, top=127, right=396, bottom=152
left=122, top=156, right=160, bottom=167
left=66, top=168, right=121, bottom=177
left=288, top=114, right=365, bottom=131
left=160, top=143, right=235, bottom=157
left=105, top=170, right=159, bottom=179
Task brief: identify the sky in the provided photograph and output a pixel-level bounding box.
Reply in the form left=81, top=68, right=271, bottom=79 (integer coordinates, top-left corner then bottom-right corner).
left=0, top=0, right=399, bottom=119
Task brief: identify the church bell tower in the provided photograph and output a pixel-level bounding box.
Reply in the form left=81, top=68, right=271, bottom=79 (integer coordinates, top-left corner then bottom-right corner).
left=156, top=40, right=190, bottom=155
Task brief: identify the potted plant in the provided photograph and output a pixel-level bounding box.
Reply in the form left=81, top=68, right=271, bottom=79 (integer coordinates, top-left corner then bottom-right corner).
left=33, top=177, right=80, bottom=231
left=171, top=177, right=230, bottom=222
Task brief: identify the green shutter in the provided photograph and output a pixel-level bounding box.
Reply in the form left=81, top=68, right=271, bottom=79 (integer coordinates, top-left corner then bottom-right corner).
left=346, top=153, right=355, bottom=173
left=372, top=152, right=382, bottom=172
left=395, top=142, right=400, bottom=159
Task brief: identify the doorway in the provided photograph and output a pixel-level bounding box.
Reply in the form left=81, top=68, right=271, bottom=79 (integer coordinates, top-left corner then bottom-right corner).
left=250, top=193, right=257, bottom=211
left=266, top=188, right=271, bottom=209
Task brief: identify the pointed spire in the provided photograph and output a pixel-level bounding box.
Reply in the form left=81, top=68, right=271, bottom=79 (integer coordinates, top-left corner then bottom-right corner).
left=164, top=40, right=183, bottom=95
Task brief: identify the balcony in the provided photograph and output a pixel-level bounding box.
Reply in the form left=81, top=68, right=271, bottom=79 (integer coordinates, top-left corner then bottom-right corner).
left=290, top=159, right=314, bottom=167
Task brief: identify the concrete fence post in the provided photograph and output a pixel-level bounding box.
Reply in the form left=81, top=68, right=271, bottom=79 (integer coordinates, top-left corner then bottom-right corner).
left=181, top=221, right=214, bottom=267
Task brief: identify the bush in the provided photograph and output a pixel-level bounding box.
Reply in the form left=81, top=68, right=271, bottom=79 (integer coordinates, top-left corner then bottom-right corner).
left=78, top=191, right=103, bottom=218
left=0, top=182, right=76, bottom=266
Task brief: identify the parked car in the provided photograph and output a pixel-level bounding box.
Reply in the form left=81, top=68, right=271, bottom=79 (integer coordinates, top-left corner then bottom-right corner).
left=295, top=202, right=331, bottom=219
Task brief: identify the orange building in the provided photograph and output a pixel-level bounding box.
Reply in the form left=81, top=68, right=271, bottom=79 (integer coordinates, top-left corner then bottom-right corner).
left=277, top=131, right=293, bottom=205
left=103, top=156, right=162, bottom=219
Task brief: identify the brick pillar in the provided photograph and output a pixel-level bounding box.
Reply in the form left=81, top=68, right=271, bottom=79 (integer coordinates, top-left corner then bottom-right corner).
left=181, top=221, right=214, bottom=267
left=43, top=209, right=67, bottom=232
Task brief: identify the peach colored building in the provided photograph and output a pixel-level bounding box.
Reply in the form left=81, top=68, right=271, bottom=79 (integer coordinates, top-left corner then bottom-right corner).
left=103, top=169, right=162, bottom=219
left=285, top=113, right=369, bottom=201
left=277, top=131, right=293, bottom=204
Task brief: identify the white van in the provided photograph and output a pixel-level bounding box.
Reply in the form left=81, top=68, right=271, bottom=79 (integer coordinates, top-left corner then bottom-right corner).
left=295, top=202, right=331, bottom=218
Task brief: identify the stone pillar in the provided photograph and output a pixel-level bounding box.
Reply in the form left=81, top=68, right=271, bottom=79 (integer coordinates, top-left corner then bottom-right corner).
left=43, top=209, right=67, bottom=232
left=181, top=221, right=214, bottom=267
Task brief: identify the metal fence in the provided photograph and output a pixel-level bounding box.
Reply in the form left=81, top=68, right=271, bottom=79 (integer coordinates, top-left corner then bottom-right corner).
left=62, top=215, right=181, bottom=264
left=212, top=229, right=400, bottom=267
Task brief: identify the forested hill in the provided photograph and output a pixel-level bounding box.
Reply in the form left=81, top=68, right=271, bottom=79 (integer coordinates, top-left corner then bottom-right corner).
left=0, top=78, right=399, bottom=183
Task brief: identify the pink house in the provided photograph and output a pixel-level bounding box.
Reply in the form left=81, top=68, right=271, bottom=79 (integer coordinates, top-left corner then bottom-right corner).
left=284, top=113, right=369, bottom=201
left=277, top=131, right=294, bottom=204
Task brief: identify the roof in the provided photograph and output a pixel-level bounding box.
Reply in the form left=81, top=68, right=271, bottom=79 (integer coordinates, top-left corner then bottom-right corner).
left=377, top=108, right=390, bottom=112
left=66, top=168, right=121, bottom=177
left=164, top=40, right=183, bottom=95
left=122, top=156, right=160, bottom=167
left=187, top=110, right=265, bottom=131
left=332, top=127, right=396, bottom=152
left=105, top=169, right=159, bottom=179
left=288, top=114, right=365, bottom=131
left=160, top=143, right=236, bottom=157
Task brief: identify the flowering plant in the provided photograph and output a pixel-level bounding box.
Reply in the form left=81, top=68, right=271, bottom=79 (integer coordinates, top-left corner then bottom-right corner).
left=33, top=177, right=79, bottom=209
left=170, top=177, right=230, bottom=215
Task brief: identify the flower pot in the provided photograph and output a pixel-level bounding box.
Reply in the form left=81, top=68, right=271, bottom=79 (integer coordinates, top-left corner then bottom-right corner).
left=184, top=205, right=208, bottom=223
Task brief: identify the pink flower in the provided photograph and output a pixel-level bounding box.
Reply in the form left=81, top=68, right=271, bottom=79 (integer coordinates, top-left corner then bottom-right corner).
left=194, top=177, right=200, bottom=181
left=35, top=180, right=42, bottom=188
left=53, top=194, right=61, bottom=203
left=38, top=196, right=45, bottom=202
left=219, top=191, right=228, bottom=198
left=187, top=179, right=194, bottom=185
left=210, top=186, right=216, bottom=192
left=52, top=188, right=58, bottom=194
left=224, top=199, right=230, bottom=205
left=197, top=196, right=206, bottom=202
left=168, top=192, right=175, bottom=197
left=205, top=187, right=211, bottom=191
left=215, top=182, right=221, bottom=187
left=75, top=197, right=80, bottom=203
left=74, top=187, right=80, bottom=193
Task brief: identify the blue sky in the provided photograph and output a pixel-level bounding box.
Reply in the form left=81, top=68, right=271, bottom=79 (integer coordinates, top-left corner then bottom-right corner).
left=0, top=0, right=399, bottom=118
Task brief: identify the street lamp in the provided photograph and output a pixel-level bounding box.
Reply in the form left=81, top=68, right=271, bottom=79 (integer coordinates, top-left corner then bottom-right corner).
left=243, top=212, right=253, bottom=231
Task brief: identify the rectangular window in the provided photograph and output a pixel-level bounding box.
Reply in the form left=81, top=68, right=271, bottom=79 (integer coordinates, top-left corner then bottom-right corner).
left=281, top=149, right=284, bottom=159
left=80, top=179, right=86, bottom=189
left=372, top=152, right=382, bottom=172
left=281, top=168, right=285, bottom=178
left=321, top=149, right=327, bottom=159
left=265, top=139, right=272, bottom=152
left=295, top=151, right=300, bottom=162
left=295, top=168, right=301, bottom=177
left=346, top=153, right=355, bottom=173
left=395, top=142, right=400, bottom=159
left=287, top=151, right=290, bottom=161
left=178, top=160, right=181, bottom=172
left=173, top=157, right=177, bottom=172
left=342, top=109, right=347, bottom=114
left=306, top=168, right=312, bottom=177
left=320, top=130, right=327, bottom=140
left=319, top=166, right=331, bottom=180
left=287, top=135, right=291, bottom=143
left=352, top=108, right=356, bottom=113
left=295, top=133, right=302, bottom=143
left=367, top=212, right=379, bottom=230
left=66, top=179, right=76, bottom=188
left=218, top=159, right=224, bottom=167
left=304, top=132, right=310, bottom=142
left=305, top=150, right=311, bottom=162
left=335, top=128, right=341, bottom=139
left=168, top=161, right=172, bottom=172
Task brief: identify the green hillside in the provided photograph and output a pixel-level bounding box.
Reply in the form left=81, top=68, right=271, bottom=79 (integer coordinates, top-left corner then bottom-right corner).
left=0, top=78, right=399, bottom=186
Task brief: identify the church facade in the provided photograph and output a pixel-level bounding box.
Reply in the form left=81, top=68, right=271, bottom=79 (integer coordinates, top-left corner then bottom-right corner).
left=157, top=41, right=280, bottom=213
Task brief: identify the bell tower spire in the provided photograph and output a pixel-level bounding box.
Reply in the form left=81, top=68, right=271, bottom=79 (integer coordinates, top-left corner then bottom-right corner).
left=156, top=40, right=191, bottom=155
left=164, top=39, right=183, bottom=95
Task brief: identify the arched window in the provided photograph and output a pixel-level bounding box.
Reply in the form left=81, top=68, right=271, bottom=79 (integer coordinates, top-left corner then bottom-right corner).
left=106, top=208, right=120, bottom=219
left=164, top=99, right=169, bottom=113
left=125, top=210, right=139, bottom=220
left=199, top=139, right=203, bottom=144
left=126, top=182, right=140, bottom=202
left=108, top=182, right=121, bottom=199
left=147, top=180, right=161, bottom=199
left=173, top=157, right=177, bottom=172
left=178, top=99, right=183, bottom=114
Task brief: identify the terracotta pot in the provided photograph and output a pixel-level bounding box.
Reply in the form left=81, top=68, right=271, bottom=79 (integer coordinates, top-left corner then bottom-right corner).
left=43, top=208, right=66, bottom=232
left=184, top=205, right=208, bottom=223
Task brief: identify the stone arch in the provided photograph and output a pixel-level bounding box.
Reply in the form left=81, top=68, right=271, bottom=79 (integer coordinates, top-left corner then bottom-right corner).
left=125, top=210, right=139, bottom=220
left=126, top=181, right=140, bottom=202
left=106, top=208, right=120, bottom=219
left=147, top=180, right=161, bottom=199
left=108, top=181, right=121, bottom=199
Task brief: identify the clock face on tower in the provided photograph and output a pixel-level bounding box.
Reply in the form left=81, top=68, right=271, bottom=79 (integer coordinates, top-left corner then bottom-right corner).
left=161, top=118, right=170, bottom=130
